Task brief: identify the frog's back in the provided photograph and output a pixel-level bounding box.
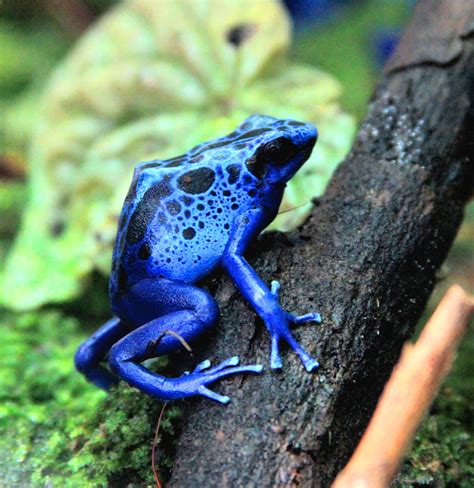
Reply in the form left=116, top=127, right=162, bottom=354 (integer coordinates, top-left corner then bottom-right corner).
left=110, top=119, right=278, bottom=302
left=109, top=114, right=309, bottom=306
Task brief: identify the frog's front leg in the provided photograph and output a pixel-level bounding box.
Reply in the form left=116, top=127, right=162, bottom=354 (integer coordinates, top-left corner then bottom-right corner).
left=223, top=209, right=320, bottom=372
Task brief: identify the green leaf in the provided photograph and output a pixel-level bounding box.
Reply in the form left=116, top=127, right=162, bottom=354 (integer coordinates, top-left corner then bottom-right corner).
left=1, top=0, right=355, bottom=309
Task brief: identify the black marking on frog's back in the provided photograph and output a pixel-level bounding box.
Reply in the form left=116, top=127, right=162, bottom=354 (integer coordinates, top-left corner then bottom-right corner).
left=185, top=128, right=271, bottom=159
left=166, top=200, right=181, bottom=215
left=137, top=242, right=152, bottom=260
left=287, top=120, right=306, bottom=127
left=126, top=175, right=172, bottom=244
left=231, top=128, right=269, bottom=142
left=136, top=159, right=165, bottom=171
left=177, top=167, right=216, bottom=194
left=182, top=227, right=196, bottom=240
left=226, top=164, right=241, bottom=184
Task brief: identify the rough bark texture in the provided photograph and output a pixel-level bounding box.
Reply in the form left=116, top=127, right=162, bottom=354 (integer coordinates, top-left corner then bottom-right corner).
left=169, top=1, right=474, bottom=486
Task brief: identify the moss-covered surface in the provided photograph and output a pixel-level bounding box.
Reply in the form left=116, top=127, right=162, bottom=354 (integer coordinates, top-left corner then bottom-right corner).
left=0, top=308, right=181, bottom=486
left=397, top=386, right=474, bottom=486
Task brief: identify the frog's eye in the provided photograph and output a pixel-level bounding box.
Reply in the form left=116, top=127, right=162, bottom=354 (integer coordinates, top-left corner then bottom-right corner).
left=245, top=152, right=266, bottom=179
left=246, top=137, right=297, bottom=179
left=261, top=137, right=297, bottom=165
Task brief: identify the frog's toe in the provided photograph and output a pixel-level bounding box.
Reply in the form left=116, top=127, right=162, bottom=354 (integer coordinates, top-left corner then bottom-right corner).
left=271, top=328, right=320, bottom=373
left=203, top=362, right=263, bottom=383
left=198, top=386, right=230, bottom=404
left=290, top=311, right=322, bottom=325
left=208, top=358, right=264, bottom=376
left=301, top=356, right=320, bottom=372
left=291, top=340, right=320, bottom=373
left=192, top=359, right=212, bottom=373
left=270, top=280, right=281, bottom=298
left=204, top=355, right=240, bottom=374
left=270, top=355, right=284, bottom=370
left=219, top=355, right=240, bottom=369
left=191, top=361, right=263, bottom=403
left=270, top=336, right=284, bottom=370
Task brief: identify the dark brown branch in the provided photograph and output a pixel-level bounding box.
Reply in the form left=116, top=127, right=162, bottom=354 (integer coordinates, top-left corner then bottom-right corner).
left=169, top=1, right=474, bottom=486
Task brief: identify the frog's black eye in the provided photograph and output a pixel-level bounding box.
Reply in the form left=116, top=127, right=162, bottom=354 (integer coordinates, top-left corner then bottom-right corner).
left=245, top=137, right=297, bottom=179
left=245, top=153, right=266, bottom=179
left=261, top=137, right=297, bottom=165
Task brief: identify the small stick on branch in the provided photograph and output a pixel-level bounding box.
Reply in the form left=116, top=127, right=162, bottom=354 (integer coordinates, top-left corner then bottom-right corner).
left=332, top=285, right=474, bottom=488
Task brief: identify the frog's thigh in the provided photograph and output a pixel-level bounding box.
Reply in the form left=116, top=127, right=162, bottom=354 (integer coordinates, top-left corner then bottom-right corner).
left=108, top=281, right=220, bottom=392
left=118, top=278, right=219, bottom=353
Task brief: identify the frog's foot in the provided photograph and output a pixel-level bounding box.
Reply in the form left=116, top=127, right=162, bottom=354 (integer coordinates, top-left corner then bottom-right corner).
left=190, top=359, right=211, bottom=374
left=176, top=356, right=263, bottom=404
left=270, top=280, right=320, bottom=373
left=111, top=340, right=264, bottom=405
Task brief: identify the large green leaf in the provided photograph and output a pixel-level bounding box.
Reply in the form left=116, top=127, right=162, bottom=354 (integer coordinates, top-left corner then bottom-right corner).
left=0, top=0, right=355, bottom=310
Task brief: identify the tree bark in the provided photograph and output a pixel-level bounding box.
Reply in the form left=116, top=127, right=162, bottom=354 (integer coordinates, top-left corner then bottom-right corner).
left=169, top=1, right=474, bottom=486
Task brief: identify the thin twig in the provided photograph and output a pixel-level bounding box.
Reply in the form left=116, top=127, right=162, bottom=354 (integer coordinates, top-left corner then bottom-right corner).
left=332, top=285, right=474, bottom=488
left=277, top=202, right=310, bottom=215
left=152, top=402, right=168, bottom=488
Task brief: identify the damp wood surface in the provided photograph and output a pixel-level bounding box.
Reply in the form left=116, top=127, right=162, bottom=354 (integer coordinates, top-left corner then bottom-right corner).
left=168, top=1, right=474, bottom=486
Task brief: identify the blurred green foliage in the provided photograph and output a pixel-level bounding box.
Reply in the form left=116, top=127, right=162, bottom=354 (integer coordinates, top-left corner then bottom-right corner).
left=0, top=0, right=472, bottom=485
left=0, top=19, right=69, bottom=153
left=0, top=0, right=355, bottom=310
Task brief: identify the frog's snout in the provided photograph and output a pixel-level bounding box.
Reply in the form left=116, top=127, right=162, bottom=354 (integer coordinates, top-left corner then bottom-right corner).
left=299, top=125, right=317, bottom=157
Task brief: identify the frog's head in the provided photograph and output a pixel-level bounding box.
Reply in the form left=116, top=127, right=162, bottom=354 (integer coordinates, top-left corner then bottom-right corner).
left=239, top=115, right=317, bottom=187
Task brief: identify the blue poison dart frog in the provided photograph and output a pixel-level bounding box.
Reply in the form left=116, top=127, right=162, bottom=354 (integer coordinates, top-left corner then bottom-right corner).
left=75, top=115, right=321, bottom=404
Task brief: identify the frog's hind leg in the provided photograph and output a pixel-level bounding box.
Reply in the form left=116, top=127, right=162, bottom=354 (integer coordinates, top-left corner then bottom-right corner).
left=108, top=279, right=263, bottom=403
left=74, top=317, right=127, bottom=390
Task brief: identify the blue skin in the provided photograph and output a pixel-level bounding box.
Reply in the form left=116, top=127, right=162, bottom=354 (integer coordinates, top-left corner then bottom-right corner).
left=75, top=115, right=321, bottom=404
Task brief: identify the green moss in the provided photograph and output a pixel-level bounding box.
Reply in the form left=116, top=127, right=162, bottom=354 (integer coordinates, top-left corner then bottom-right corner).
left=397, top=386, right=474, bottom=486
left=0, top=310, right=179, bottom=485
left=403, top=332, right=474, bottom=486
